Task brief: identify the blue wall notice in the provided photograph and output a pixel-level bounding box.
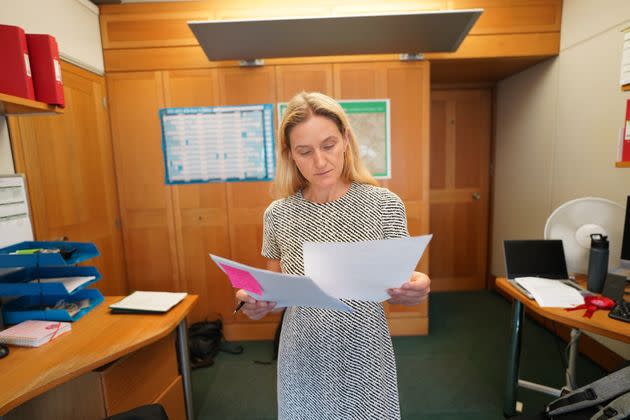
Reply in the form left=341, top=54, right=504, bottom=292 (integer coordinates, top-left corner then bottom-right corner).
left=159, top=104, right=275, bottom=184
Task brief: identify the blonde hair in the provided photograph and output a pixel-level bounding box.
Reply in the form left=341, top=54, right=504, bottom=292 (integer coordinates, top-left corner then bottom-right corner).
left=273, top=91, right=378, bottom=197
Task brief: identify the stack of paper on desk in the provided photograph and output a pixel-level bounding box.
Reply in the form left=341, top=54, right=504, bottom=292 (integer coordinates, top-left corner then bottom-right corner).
left=210, top=235, right=432, bottom=311
left=515, top=277, right=585, bottom=308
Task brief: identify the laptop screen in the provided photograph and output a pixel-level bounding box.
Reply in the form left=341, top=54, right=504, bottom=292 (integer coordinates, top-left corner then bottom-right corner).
left=503, top=240, right=569, bottom=280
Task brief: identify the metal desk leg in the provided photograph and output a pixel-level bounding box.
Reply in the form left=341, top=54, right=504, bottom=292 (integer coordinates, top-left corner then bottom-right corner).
left=176, top=319, right=194, bottom=420
left=565, top=328, right=581, bottom=391
left=504, top=299, right=524, bottom=418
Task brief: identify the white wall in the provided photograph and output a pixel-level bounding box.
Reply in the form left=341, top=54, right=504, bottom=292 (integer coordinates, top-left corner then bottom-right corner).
left=0, top=118, right=14, bottom=174
left=492, top=0, right=630, bottom=358
left=0, top=0, right=103, bottom=175
left=0, top=0, right=104, bottom=74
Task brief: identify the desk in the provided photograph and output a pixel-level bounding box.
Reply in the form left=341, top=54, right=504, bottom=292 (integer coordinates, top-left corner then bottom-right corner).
left=496, top=278, right=630, bottom=418
left=0, top=295, right=197, bottom=419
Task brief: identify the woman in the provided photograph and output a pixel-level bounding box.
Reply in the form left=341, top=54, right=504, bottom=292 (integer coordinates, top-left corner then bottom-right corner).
left=236, top=91, right=430, bottom=419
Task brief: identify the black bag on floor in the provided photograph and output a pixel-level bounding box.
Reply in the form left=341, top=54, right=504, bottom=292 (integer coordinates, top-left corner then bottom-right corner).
left=188, top=319, right=243, bottom=369
left=511, top=365, right=630, bottom=420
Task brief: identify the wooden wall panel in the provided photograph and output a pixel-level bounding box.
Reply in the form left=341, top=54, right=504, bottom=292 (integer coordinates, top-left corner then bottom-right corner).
left=106, top=72, right=179, bottom=292
left=453, top=0, right=562, bottom=35
left=162, top=69, right=233, bottom=322
left=334, top=62, right=430, bottom=334
left=276, top=64, right=334, bottom=100
left=100, top=7, right=213, bottom=49
left=217, top=67, right=277, bottom=268
left=215, top=67, right=281, bottom=335
left=430, top=98, right=447, bottom=189
left=100, top=0, right=562, bottom=53
left=8, top=62, right=127, bottom=295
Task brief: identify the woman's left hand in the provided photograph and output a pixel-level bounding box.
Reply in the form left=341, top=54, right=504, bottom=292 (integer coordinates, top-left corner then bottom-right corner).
left=387, top=271, right=431, bottom=305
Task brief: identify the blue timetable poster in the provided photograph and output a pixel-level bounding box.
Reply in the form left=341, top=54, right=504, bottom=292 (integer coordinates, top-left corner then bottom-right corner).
left=159, top=104, right=275, bottom=184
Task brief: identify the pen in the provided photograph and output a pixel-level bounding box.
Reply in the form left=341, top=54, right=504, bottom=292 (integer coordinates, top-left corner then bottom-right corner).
left=233, top=300, right=246, bottom=315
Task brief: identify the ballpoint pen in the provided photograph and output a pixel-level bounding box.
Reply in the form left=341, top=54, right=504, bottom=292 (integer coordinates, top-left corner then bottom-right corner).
left=233, top=300, right=246, bottom=315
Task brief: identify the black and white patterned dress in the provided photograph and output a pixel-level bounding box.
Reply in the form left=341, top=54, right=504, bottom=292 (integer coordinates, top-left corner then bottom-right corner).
left=262, top=182, right=408, bottom=420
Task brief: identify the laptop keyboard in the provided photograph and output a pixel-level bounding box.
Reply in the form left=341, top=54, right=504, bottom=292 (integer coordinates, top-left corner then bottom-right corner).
left=609, top=301, right=630, bottom=323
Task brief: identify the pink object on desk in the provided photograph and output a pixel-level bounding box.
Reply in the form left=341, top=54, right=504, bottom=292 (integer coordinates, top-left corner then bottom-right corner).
left=219, top=263, right=263, bottom=295
left=0, top=320, right=71, bottom=347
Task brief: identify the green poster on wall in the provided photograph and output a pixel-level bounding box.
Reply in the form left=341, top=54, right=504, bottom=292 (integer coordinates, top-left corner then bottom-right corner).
left=278, top=99, right=391, bottom=179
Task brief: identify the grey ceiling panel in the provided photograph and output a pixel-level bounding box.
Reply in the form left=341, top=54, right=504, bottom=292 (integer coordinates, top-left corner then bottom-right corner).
left=188, top=10, right=483, bottom=61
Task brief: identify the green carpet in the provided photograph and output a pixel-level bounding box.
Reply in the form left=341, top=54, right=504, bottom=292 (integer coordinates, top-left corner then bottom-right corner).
left=192, top=291, right=607, bottom=419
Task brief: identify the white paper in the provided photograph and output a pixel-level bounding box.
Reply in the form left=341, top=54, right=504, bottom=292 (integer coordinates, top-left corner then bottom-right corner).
left=210, top=255, right=352, bottom=312
left=303, top=235, right=432, bottom=302
left=109, top=291, right=188, bottom=312
left=30, top=276, right=95, bottom=293
left=515, top=277, right=585, bottom=308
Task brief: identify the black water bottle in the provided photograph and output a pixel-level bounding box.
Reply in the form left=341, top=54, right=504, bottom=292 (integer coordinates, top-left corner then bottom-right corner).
left=587, top=233, right=609, bottom=293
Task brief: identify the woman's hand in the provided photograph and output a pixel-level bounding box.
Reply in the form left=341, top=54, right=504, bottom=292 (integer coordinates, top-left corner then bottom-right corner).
left=235, top=289, right=277, bottom=320
left=387, top=271, right=431, bottom=305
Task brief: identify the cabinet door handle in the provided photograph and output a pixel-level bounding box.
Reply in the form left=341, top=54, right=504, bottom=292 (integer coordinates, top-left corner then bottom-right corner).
left=472, top=192, right=481, bottom=201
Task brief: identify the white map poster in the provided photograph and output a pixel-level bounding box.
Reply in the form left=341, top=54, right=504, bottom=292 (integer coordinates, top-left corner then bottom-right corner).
left=278, top=100, right=391, bottom=179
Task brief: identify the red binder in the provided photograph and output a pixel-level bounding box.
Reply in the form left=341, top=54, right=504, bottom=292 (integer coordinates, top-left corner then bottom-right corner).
left=623, top=99, right=630, bottom=162
left=0, top=24, right=35, bottom=100
left=26, top=34, right=65, bottom=107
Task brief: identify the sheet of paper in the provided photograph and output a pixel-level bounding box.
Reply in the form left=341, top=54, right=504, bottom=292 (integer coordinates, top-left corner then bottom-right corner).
left=210, top=255, right=352, bottom=312
left=29, top=276, right=95, bottom=293
left=303, top=235, right=432, bottom=302
left=515, top=277, right=585, bottom=308
left=109, top=291, right=188, bottom=312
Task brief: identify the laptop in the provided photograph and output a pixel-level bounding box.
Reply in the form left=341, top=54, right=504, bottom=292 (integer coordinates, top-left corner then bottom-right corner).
left=503, top=240, right=585, bottom=299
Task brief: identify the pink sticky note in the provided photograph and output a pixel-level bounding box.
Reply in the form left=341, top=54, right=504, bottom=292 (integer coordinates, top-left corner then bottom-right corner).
left=219, top=263, right=263, bottom=295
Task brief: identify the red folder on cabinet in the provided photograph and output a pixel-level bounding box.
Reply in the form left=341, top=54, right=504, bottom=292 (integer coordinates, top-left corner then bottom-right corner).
left=623, top=99, right=630, bottom=162
left=0, top=24, right=35, bottom=100
left=26, top=34, right=65, bottom=107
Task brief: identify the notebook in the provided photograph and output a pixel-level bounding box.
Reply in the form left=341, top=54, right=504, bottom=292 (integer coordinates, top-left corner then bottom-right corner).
left=109, top=291, right=187, bottom=314
left=0, top=320, right=71, bottom=347
left=503, top=240, right=585, bottom=299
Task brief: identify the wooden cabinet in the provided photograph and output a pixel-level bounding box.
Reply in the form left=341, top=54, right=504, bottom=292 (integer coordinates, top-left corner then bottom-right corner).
left=98, top=334, right=180, bottom=416
left=5, top=333, right=185, bottom=420
left=107, top=61, right=431, bottom=338
left=163, top=69, right=232, bottom=322
left=334, top=61, right=430, bottom=335
left=106, top=71, right=179, bottom=293
left=8, top=61, right=126, bottom=295
left=218, top=67, right=277, bottom=269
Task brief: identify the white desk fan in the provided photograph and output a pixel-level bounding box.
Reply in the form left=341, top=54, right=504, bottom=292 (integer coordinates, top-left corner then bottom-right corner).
left=544, top=197, right=625, bottom=275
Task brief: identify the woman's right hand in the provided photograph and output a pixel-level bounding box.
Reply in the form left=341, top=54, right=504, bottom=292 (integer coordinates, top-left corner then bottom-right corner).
left=235, top=289, right=277, bottom=320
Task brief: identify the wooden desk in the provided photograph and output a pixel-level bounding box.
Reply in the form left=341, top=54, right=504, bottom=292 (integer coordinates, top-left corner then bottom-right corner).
left=496, top=278, right=630, bottom=417
left=0, top=295, right=197, bottom=419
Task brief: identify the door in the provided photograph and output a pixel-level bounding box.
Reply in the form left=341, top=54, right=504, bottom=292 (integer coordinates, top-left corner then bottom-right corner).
left=8, top=61, right=127, bottom=295
left=429, top=89, right=492, bottom=291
